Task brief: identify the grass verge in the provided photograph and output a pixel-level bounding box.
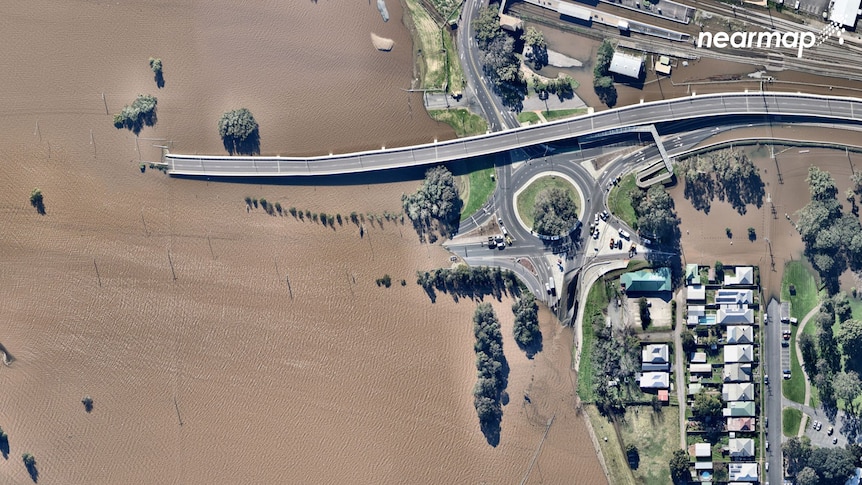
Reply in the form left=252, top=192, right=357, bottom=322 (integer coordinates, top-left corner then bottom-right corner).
left=515, top=175, right=580, bottom=231
left=780, top=260, right=819, bottom=404
left=543, top=108, right=588, bottom=121
left=585, top=405, right=637, bottom=485
left=403, top=0, right=464, bottom=93
left=428, top=109, right=487, bottom=137
left=783, top=407, right=802, bottom=436
left=517, top=111, right=541, bottom=124
left=608, top=173, right=638, bottom=229
left=618, top=406, right=680, bottom=485
left=577, top=278, right=609, bottom=402
left=459, top=165, right=496, bottom=221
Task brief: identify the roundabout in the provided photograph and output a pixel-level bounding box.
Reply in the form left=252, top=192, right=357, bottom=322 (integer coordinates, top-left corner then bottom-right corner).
left=512, top=171, right=585, bottom=238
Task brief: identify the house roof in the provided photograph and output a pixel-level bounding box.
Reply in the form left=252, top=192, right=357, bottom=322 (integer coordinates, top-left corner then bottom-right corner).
left=723, top=363, right=752, bottom=382
left=728, top=462, right=758, bottom=482
left=621, top=267, right=671, bottom=293
left=687, top=284, right=706, bottom=301
left=690, top=363, right=712, bottom=374
left=716, top=289, right=753, bottom=305
left=643, top=344, right=669, bottom=364
left=726, top=417, right=755, bottom=431
left=718, top=307, right=754, bottom=325
left=557, top=1, right=592, bottom=21
left=694, top=442, right=711, bottom=457
left=725, top=266, right=754, bottom=286
left=658, top=389, right=669, bottom=401
left=727, top=325, right=754, bottom=344
left=723, top=401, right=755, bottom=417
left=722, top=383, right=755, bottom=401
left=729, top=438, right=755, bottom=458
left=640, top=372, right=669, bottom=389
left=688, top=383, right=703, bottom=395
left=724, top=345, right=754, bottom=364
left=691, top=351, right=707, bottom=363
left=609, top=51, right=644, bottom=79
left=829, top=0, right=861, bottom=27
left=685, top=264, right=699, bottom=283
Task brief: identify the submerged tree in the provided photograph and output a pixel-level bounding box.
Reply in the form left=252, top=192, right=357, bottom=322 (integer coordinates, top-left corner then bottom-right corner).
left=29, top=188, right=45, bottom=215
left=113, top=94, right=158, bottom=134
left=149, top=57, right=164, bottom=88
left=218, top=108, right=260, bottom=155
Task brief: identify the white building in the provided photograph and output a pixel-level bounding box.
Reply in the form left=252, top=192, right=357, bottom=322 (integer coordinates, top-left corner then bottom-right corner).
left=724, top=345, right=754, bottom=364
left=727, top=325, right=754, bottom=344
left=716, top=289, right=753, bottom=305
left=687, top=284, right=706, bottom=301
left=728, top=438, right=755, bottom=458
left=609, top=51, right=644, bottom=79
left=642, top=344, right=670, bottom=371
left=725, top=267, right=754, bottom=286
left=640, top=372, right=669, bottom=389
left=722, top=383, right=755, bottom=401
left=729, top=462, right=758, bottom=482
left=829, top=0, right=861, bottom=28
left=719, top=306, right=754, bottom=325
left=723, top=363, right=752, bottom=382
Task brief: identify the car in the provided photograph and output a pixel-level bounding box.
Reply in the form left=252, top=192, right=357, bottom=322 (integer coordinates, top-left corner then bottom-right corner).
left=765, top=416, right=769, bottom=427
left=642, top=238, right=652, bottom=245
left=601, top=210, right=609, bottom=220
left=833, top=437, right=838, bottom=444
left=593, top=230, right=599, bottom=240
left=765, top=462, right=769, bottom=472
left=594, top=213, right=599, bottom=223
left=764, top=375, right=769, bottom=385
left=609, top=238, right=615, bottom=249
left=546, top=283, right=551, bottom=295
left=619, top=230, right=631, bottom=240
left=783, top=332, right=791, bottom=340
left=617, top=240, right=623, bottom=250
left=498, top=217, right=503, bottom=225
left=766, top=440, right=770, bottom=451
left=782, top=340, right=789, bottom=347
left=828, top=426, right=834, bottom=435
left=784, top=370, right=792, bottom=379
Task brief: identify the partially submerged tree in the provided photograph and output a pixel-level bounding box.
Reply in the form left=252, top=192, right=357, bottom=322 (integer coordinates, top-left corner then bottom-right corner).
left=512, top=291, right=541, bottom=352
left=113, top=94, right=158, bottom=134
left=29, top=188, right=45, bottom=215
left=218, top=108, right=260, bottom=155
left=402, top=166, right=461, bottom=240
left=149, top=57, right=164, bottom=88
left=522, top=27, right=548, bottom=70
left=593, top=40, right=617, bottom=107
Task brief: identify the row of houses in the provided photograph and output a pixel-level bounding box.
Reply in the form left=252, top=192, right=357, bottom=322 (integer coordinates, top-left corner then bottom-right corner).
left=686, top=264, right=761, bottom=483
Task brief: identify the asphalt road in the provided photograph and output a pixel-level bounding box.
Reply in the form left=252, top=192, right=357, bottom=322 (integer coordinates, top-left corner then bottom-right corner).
left=166, top=93, right=862, bottom=177
left=765, top=299, right=783, bottom=485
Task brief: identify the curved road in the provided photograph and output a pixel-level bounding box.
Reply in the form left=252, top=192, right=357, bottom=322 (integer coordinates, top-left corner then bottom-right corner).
left=165, top=92, right=862, bottom=177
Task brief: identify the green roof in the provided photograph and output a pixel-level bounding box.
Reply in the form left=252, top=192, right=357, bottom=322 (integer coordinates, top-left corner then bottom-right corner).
left=686, top=264, right=699, bottom=283
left=621, top=267, right=672, bottom=293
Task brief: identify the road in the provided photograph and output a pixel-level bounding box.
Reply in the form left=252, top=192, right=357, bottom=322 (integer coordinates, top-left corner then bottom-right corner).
left=165, top=92, right=862, bottom=177
left=764, top=299, right=783, bottom=485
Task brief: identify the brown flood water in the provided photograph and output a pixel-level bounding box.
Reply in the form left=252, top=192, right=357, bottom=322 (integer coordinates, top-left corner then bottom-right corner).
left=0, top=1, right=604, bottom=483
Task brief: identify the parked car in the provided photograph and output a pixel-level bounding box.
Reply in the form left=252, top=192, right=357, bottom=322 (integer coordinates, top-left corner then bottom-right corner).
left=766, top=440, right=770, bottom=451
left=609, top=238, right=615, bottom=249
left=765, top=375, right=769, bottom=385
left=828, top=426, right=834, bottom=435
left=833, top=437, right=838, bottom=444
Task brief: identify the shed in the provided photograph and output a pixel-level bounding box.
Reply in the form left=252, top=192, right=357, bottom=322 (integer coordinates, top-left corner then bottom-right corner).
left=694, top=442, right=711, bottom=457
left=690, top=363, right=712, bottom=374
left=687, top=284, right=706, bottom=301
left=609, top=51, right=644, bottom=79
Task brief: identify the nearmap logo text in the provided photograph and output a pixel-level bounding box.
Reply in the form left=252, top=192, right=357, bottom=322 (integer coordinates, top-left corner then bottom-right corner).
left=697, top=24, right=844, bottom=58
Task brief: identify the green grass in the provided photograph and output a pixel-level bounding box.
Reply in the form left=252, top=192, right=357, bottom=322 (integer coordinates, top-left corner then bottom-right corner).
left=543, top=108, right=588, bottom=121
left=403, top=0, right=464, bottom=95
left=577, top=279, right=610, bottom=402
left=783, top=407, right=802, bottom=436
left=780, top=261, right=820, bottom=320
left=618, top=406, right=680, bottom=485
left=428, top=109, right=487, bottom=137
left=780, top=261, right=820, bottom=404
left=608, top=173, right=638, bottom=229
left=459, top=166, right=496, bottom=221
left=515, top=175, right=580, bottom=231
left=517, top=111, right=541, bottom=124
left=585, top=405, right=638, bottom=485
left=849, top=297, right=862, bottom=320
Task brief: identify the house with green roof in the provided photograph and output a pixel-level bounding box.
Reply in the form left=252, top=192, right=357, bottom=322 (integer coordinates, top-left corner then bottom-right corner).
left=620, top=267, right=672, bottom=294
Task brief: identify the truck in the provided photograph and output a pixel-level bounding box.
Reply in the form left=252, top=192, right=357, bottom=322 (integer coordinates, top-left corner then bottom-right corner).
left=548, top=276, right=556, bottom=296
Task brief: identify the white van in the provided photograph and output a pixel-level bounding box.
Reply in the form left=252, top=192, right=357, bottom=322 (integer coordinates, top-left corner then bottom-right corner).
left=618, top=230, right=631, bottom=240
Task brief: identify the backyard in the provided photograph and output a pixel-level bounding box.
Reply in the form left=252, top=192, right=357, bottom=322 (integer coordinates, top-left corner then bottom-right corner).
left=618, top=406, right=680, bottom=485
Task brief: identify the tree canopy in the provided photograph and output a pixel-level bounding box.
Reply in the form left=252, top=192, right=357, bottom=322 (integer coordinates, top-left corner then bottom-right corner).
left=472, top=6, right=527, bottom=109
left=472, top=302, right=507, bottom=444
left=402, top=166, right=461, bottom=240
left=783, top=436, right=813, bottom=475
left=692, top=389, right=722, bottom=423
left=512, top=292, right=541, bottom=352
left=522, top=27, right=548, bottom=70
left=806, top=447, right=856, bottom=485
left=669, top=449, right=690, bottom=484
left=218, top=108, right=260, bottom=155
left=113, top=94, right=158, bottom=134
left=592, top=40, right=618, bottom=107
left=532, top=187, right=578, bottom=236
left=631, top=184, right=679, bottom=244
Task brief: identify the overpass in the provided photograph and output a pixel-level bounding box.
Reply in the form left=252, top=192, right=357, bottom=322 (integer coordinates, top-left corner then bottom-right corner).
left=165, top=92, right=862, bottom=177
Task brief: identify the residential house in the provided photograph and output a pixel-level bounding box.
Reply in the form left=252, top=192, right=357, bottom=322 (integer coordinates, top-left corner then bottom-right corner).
left=723, top=401, right=755, bottom=417
left=724, top=345, right=754, bottom=364
left=642, top=344, right=670, bottom=371
left=725, top=266, right=754, bottom=286
left=728, top=462, right=758, bottom=482
left=621, top=267, right=672, bottom=294
left=687, top=284, right=706, bottom=302
left=728, top=438, right=755, bottom=459
left=694, top=442, right=711, bottom=459
left=726, top=416, right=756, bottom=432
left=716, top=289, right=754, bottom=306
left=723, top=363, right=752, bottom=382
left=690, top=363, right=712, bottom=374
left=718, top=306, right=755, bottom=325
left=722, top=383, right=755, bottom=401
left=687, top=305, right=711, bottom=326
left=726, top=326, right=754, bottom=344
left=685, top=264, right=699, bottom=284
left=639, top=372, right=669, bottom=389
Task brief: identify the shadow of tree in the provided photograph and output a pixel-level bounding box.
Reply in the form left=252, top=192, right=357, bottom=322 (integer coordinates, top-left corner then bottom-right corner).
left=223, top=129, right=260, bottom=156
left=519, top=333, right=543, bottom=359
left=0, top=435, right=8, bottom=459
left=155, top=71, right=165, bottom=89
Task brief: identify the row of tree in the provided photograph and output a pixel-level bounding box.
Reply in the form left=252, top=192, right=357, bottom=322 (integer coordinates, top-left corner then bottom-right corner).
left=472, top=6, right=527, bottom=110
left=416, top=265, right=521, bottom=302
left=678, top=149, right=765, bottom=215
left=797, top=166, right=862, bottom=293
left=531, top=75, right=575, bottom=103
left=402, top=166, right=461, bottom=241
left=592, top=40, right=617, bottom=107
left=472, top=303, right=508, bottom=443
left=512, top=291, right=541, bottom=353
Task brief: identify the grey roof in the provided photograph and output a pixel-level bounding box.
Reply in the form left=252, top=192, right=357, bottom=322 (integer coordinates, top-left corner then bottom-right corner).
left=557, top=1, right=592, bottom=21
left=609, top=52, right=643, bottom=79
left=830, top=0, right=861, bottom=27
